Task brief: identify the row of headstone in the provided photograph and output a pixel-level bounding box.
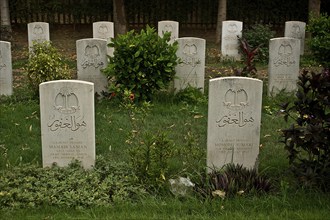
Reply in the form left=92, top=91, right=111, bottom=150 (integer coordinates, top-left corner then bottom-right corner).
left=39, top=76, right=262, bottom=172
left=268, top=21, right=305, bottom=96
left=25, top=21, right=204, bottom=95
left=38, top=77, right=262, bottom=171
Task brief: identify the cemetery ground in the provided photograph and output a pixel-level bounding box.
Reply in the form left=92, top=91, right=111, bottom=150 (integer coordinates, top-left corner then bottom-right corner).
left=0, top=25, right=329, bottom=219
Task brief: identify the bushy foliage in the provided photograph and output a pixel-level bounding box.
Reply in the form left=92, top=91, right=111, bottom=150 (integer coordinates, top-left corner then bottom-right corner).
left=129, top=131, right=175, bottom=193
left=0, top=157, right=146, bottom=208
left=25, top=41, right=71, bottom=96
left=196, top=164, right=273, bottom=198
left=174, top=86, right=207, bottom=104
left=236, top=37, right=259, bottom=77
left=242, top=24, right=275, bottom=63
left=102, top=26, right=178, bottom=101
left=307, top=13, right=330, bottom=68
left=281, top=69, right=330, bottom=191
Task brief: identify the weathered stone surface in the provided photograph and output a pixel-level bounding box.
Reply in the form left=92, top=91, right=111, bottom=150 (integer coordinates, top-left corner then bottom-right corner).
left=40, top=80, right=95, bottom=169
left=207, top=77, right=263, bottom=172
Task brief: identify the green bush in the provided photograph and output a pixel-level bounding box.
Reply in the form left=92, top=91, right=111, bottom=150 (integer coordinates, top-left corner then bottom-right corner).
left=281, top=69, right=330, bottom=191
left=242, top=24, right=276, bottom=63
left=307, top=13, right=330, bottom=68
left=25, top=41, right=71, bottom=96
left=102, top=26, right=179, bottom=101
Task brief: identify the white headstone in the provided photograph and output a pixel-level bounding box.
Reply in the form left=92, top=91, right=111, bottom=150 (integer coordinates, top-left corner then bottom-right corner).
left=0, top=41, right=12, bottom=96
left=207, top=77, right=263, bottom=172
left=27, top=22, right=50, bottom=51
left=93, top=21, right=114, bottom=57
left=268, top=37, right=300, bottom=96
left=158, top=20, right=179, bottom=44
left=221, top=20, right=243, bottom=60
left=40, top=80, right=95, bottom=169
left=76, top=38, right=108, bottom=95
left=174, top=37, right=206, bottom=93
left=284, top=21, right=306, bottom=55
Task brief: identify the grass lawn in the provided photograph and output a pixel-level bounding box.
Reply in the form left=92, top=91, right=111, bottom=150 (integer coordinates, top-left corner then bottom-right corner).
left=0, top=26, right=329, bottom=219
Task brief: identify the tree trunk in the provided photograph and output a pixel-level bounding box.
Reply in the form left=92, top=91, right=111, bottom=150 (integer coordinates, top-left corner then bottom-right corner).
left=308, top=0, right=321, bottom=21
left=113, top=0, right=128, bottom=36
left=215, top=0, right=226, bottom=45
left=0, top=0, right=12, bottom=41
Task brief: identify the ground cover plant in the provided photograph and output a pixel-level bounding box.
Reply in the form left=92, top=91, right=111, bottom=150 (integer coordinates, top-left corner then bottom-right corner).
left=0, top=25, right=330, bottom=219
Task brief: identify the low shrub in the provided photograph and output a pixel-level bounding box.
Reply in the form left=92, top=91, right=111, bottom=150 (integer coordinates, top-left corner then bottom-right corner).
left=174, top=86, right=207, bottom=104
left=307, top=13, right=330, bottom=68
left=24, top=41, right=71, bottom=96
left=242, top=24, right=275, bottom=63
left=281, top=68, right=330, bottom=191
left=102, top=26, right=178, bottom=102
left=236, top=37, right=259, bottom=77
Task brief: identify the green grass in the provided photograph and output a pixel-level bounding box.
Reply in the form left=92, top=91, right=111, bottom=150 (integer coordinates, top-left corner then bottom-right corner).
left=0, top=191, right=329, bottom=219
left=1, top=51, right=329, bottom=219
left=2, top=85, right=329, bottom=219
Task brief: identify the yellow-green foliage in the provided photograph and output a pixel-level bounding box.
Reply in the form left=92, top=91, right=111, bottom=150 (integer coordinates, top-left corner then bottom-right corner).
left=25, top=41, right=71, bottom=96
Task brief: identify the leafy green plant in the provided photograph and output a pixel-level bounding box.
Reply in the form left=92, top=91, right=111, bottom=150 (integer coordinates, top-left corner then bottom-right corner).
left=281, top=68, right=330, bottom=191
left=24, top=41, right=71, bottom=96
left=195, top=164, right=273, bottom=199
left=242, top=24, right=275, bottom=63
left=129, top=131, right=175, bottom=193
left=174, top=86, right=207, bottom=105
left=120, top=91, right=175, bottom=192
left=102, top=26, right=178, bottom=101
left=235, top=37, right=259, bottom=77
left=0, top=157, right=146, bottom=208
left=307, top=13, right=330, bottom=68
